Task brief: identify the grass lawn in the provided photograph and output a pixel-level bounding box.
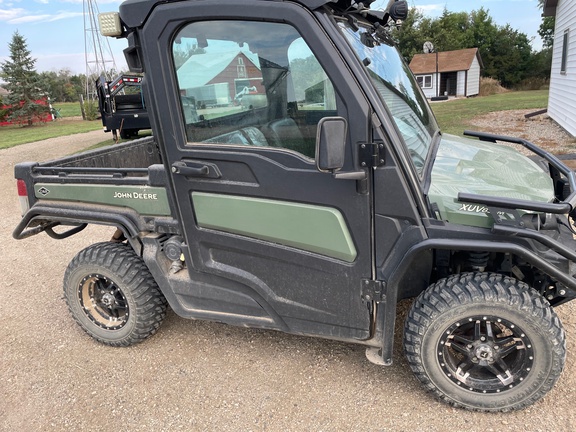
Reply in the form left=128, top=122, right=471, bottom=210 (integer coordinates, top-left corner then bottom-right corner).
left=0, top=118, right=101, bottom=149
left=430, top=90, right=549, bottom=136
left=52, top=102, right=84, bottom=118
left=1, top=90, right=548, bottom=150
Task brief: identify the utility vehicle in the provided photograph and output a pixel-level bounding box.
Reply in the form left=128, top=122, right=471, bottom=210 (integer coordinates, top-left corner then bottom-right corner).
left=14, top=0, right=576, bottom=411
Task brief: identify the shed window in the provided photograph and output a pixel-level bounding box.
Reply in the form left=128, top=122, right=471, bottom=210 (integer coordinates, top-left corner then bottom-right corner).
left=561, top=29, right=569, bottom=74
left=416, top=75, right=432, bottom=89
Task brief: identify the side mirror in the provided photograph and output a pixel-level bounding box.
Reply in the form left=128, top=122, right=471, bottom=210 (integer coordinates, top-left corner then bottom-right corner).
left=316, top=117, right=347, bottom=173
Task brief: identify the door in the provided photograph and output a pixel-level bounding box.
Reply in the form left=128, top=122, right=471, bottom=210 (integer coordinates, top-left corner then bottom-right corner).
left=142, top=2, right=373, bottom=340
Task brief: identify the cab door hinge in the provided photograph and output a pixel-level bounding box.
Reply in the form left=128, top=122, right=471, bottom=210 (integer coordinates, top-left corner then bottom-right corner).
left=361, top=279, right=385, bottom=303
left=359, top=142, right=385, bottom=168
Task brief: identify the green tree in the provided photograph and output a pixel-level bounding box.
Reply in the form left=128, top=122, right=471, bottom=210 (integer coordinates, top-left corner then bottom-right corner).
left=68, top=74, right=84, bottom=100
left=430, top=9, right=472, bottom=52
left=393, top=6, right=541, bottom=87
left=537, top=0, right=555, bottom=49
left=539, top=16, right=555, bottom=49
left=38, top=68, right=83, bottom=102
left=466, top=8, right=498, bottom=60
left=484, top=25, right=533, bottom=87
left=393, top=7, right=426, bottom=61
left=0, top=31, right=48, bottom=126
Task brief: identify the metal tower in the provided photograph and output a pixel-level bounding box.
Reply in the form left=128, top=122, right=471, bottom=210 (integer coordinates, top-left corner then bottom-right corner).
left=83, top=0, right=118, bottom=102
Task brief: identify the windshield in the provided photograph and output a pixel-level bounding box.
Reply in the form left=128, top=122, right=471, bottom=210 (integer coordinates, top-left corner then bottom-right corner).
left=338, top=22, right=438, bottom=173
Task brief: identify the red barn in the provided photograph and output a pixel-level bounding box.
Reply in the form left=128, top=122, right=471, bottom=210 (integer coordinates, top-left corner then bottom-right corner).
left=177, top=51, right=264, bottom=106
left=0, top=87, right=53, bottom=126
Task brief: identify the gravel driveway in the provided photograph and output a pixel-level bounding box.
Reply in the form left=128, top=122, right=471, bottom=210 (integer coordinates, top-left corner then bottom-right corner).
left=1, top=122, right=576, bottom=431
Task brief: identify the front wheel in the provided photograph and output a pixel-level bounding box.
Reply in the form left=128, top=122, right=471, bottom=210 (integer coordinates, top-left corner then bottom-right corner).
left=63, top=242, right=168, bottom=347
left=404, top=272, right=566, bottom=411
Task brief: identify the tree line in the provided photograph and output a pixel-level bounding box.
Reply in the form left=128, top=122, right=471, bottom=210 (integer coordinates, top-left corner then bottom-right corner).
left=0, top=31, right=118, bottom=125
left=391, top=6, right=553, bottom=88
left=0, top=5, right=556, bottom=125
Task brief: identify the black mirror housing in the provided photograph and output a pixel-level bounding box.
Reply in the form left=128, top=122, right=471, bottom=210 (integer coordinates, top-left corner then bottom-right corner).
left=316, top=117, right=348, bottom=172
left=389, top=1, right=408, bottom=21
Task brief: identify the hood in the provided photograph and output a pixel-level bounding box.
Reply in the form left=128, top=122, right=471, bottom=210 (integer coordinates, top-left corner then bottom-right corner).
left=428, top=133, right=555, bottom=228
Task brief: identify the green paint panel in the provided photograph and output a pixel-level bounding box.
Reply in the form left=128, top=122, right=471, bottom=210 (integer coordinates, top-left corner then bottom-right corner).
left=192, top=192, right=357, bottom=262
left=35, top=184, right=171, bottom=216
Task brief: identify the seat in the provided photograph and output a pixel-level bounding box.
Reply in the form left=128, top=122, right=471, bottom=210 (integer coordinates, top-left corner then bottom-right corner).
left=202, top=126, right=268, bottom=147
left=261, top=118, right=312, bottom=156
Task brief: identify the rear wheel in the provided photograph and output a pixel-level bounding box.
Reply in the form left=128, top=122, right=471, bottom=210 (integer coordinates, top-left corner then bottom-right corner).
left=63, top=242, right=167, bottom=346
left=404, top=272, right=565, bottom=411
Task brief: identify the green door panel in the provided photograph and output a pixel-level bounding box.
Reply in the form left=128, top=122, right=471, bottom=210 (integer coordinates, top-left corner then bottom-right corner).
left=192, top=192, right=358, bottom=262
left=35, top=184, right=171, bottom=216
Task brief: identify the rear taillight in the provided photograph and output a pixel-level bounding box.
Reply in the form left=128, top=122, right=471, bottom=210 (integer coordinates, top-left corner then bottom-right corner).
left=16, top=179, right=30, bottom=215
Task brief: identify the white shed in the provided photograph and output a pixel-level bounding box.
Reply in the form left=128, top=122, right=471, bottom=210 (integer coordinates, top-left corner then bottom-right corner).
left=409, top=48, right=483, bottom=99
left=544, top=0, right=576, bottom=137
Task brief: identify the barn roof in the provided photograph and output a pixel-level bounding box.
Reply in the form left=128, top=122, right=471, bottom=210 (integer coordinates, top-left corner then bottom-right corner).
left=0, top=86, right=8, bottom=97
left=409, top=48, right=483, bottom=75
left=177, top=51, right=260, bottom=89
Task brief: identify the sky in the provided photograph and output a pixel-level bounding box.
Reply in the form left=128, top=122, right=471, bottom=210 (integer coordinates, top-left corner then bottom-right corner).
left=0, top=0, right=546, bottom=76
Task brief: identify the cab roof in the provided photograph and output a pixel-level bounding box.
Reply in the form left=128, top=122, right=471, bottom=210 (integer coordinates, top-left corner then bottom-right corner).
left=119, top=0, right=337, bottom=28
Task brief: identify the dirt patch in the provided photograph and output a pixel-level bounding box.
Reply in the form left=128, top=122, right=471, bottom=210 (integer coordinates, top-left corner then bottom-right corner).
left=469, top=109, right=576, bottom=155
left=2, top=124, right=576, bottom=431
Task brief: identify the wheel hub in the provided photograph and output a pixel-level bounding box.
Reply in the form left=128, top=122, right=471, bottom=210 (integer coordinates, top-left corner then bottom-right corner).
left=438, top=315, right=534, bottom=393
left=100, top=292, right=116, bottom=307
left=474, top=344, right=495, bottom=364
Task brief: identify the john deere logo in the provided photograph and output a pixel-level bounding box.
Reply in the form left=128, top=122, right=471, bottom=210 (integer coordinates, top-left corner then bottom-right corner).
left=38, top=187, right=50, bottom=196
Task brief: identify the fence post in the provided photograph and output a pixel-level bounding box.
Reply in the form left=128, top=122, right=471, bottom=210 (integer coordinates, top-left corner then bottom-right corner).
left=79, top=94, right=86, bottom=120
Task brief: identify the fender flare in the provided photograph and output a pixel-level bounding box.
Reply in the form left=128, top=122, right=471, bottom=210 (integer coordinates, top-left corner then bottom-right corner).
left=376, top=237, right=576, bottom=365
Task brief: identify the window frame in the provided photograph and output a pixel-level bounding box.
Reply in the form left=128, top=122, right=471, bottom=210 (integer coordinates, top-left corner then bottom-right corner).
left=170, top=19, right=340, bottom=160
left=416, top=74, right=433, bottom=89
left=561, top=29, right=569, bottom=74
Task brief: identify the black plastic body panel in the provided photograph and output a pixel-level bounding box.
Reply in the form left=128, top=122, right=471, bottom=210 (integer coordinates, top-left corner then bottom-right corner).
left=119, top=0, right=334, bottom=29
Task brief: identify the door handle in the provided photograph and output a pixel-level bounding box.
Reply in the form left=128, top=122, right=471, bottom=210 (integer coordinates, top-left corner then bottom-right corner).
left=171, top=162, right=210, bottom=177
left=333, top=171, right=367, bottom=180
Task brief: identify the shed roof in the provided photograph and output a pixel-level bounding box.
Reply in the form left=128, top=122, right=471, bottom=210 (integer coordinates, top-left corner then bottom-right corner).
left=0, top=86, right=8, bottom=97
left=543, top=0, right=558, bottom=17
left=409, top=48, right=483, bottom=75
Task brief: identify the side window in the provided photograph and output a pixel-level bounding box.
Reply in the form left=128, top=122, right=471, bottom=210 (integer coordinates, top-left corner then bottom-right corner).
left=416, top=75, right=432, bottom=89
left=172, top=20, right=337, bottom=159
left=561, top=29, right=569, bottom=74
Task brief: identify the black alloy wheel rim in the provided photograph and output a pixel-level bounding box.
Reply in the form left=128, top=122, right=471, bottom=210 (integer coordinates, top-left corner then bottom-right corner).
left=437, top=315, right=534, bottom=393
left=78, top=274, right=129, bottom=330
